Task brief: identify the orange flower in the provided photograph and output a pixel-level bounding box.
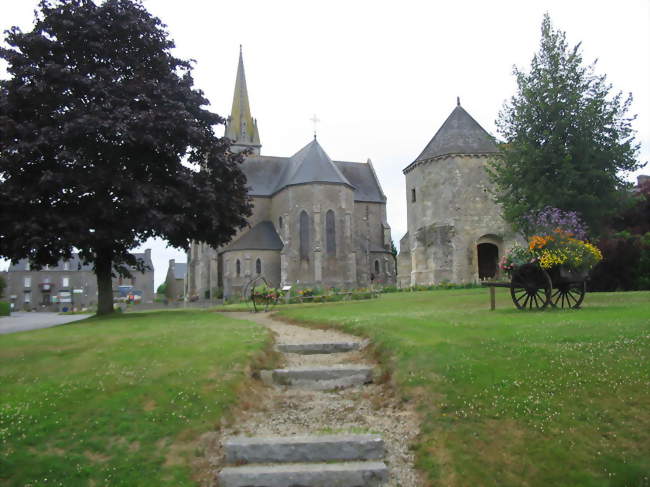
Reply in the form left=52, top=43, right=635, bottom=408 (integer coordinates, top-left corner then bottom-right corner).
left=529, top=235, right=552, bottom=250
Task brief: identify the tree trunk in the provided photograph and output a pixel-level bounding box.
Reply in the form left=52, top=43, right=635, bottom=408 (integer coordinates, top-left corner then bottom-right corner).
left=95, top=248, right=114, bottom=315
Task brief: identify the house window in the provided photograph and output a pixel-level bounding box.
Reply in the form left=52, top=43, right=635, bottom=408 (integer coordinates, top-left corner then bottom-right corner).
left=326, top=210, right=336, bottom=256
left=236, top=259, right=241, bottom=277
left=62, top=277, right=70, bottom=288
left=24, top=291, right=31, bottom=303
left=25, top=262, right=30, bottom=271
left=256, top=258, right=262, bottom=274
left=24, top=277, right=31, bottom=288
left=411, top=188, right=416, bottom=202
left=374, top=260, right=380, bottom=274
left=299, top=211, right=310, bottom=261
left=63, top=262, right=70, bottom=271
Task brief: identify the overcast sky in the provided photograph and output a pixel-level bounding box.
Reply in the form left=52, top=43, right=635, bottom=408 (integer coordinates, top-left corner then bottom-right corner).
left=1, top=0, right=649, bottom=286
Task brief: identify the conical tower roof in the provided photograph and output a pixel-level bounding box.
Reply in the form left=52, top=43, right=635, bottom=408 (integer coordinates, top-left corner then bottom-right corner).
left=413, top=99, right=498, bottom=164
left=225, top=46, right=261, bottom=152
left=274, top=137, right=353, bottom=191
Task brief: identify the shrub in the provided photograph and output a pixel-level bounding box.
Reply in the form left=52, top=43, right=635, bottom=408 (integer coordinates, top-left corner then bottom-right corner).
left=0, top=301, right=10, bottom=316
left=589, top=232, right=650, bottom=291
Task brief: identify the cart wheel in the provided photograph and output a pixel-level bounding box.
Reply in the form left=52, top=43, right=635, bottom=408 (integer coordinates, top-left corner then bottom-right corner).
left=551, top=280, right=586, bottom=309
left=510, top=264, right=552, bottom=310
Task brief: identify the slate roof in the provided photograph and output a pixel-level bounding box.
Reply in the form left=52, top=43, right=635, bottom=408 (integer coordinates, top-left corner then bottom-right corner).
left=275, top=138, right=352, bottom=189
left=407, top=103, right=498, bottom=171
left=224, top=221, right=283, bottom=252
left=9, top=252, right=152, bottom=271
left=239, top=139, right=385, bottom=203
left=336, top=161, right=385, bottom=202
left=173, top=263, right=187, bottom=280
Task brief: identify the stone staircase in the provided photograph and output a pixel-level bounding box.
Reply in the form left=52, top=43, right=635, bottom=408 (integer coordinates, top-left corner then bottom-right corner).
left=218, top=340, right=390, bottom=487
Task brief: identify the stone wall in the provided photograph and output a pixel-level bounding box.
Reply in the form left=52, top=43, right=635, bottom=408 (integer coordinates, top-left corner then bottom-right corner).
left=222, top=249, right=281, bottom=298
left=402, top=154, right=520, bottom=285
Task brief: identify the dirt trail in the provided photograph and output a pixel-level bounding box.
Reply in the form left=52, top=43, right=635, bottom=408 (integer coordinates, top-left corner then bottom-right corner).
left=205, top=311, right=421, bottom=486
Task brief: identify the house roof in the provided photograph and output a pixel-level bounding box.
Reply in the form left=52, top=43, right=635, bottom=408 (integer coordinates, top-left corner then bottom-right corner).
left=224, top=221, right=283, bottom=252
left=9, top=252, right=152, bottom=271
left=173, top=263, right=187, bottom=280
left=408, top=101, right=498, bottom=169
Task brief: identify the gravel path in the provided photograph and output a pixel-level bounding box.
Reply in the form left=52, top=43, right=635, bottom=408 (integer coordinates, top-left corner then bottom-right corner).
left=207, top=311, right=421, bottom=486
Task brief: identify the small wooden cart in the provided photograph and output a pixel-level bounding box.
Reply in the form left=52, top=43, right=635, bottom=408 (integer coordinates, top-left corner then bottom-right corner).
left=483, top=263, right=587, bottom=310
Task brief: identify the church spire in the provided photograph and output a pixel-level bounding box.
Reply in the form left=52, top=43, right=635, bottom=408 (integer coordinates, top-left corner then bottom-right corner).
left=224, top=46, right=261, bottom=154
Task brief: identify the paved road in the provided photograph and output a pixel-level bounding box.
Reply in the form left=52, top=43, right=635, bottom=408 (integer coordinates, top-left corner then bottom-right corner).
left=0, top=312, right=92, bottom=335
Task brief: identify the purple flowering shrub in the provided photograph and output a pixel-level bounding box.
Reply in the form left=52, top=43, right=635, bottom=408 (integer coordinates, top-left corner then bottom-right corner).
left=524, top=207, right=588, bottom=240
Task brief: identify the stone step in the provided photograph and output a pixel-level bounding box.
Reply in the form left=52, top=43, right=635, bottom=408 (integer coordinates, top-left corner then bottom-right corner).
left=276, top=342, right=362, bottom=355
left=224, top=434, right=385, bottom=464
left=218, top=461, right=388, bottom=487
left=261, top=365, right=373, bottom=390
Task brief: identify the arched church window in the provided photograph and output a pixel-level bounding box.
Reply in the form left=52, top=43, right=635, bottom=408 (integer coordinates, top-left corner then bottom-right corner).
left=374, top=260, right=380, bottom=274
left=256, top=258, right=262, bottom=274
left=299, top=211, right=310, bottom=261
left=236, top=259, right=241, bottom=277
left=278, top=216, right=283, bottom=230
left=326, top=210, right=336, bottom=256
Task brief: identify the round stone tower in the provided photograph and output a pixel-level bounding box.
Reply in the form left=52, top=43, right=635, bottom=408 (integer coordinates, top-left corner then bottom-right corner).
left=398, top=99, right=520, bottom=286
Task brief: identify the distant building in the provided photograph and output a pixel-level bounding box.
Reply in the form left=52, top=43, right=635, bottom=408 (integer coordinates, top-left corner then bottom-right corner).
left=0, top=270, right=7, bottom=299
left=5, top=250, right=154, bottom=311
left=164, top=259, right=186, bottom=300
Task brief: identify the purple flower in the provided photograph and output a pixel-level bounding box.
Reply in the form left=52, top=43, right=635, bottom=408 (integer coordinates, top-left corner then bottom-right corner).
left=525, top=207, right=588, bottom=239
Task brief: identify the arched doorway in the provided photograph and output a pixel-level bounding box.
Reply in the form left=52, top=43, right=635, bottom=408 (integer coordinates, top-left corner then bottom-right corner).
left=477, top=243, right=499, bottom=279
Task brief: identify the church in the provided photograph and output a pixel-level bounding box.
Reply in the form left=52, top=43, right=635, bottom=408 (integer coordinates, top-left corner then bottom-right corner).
left=186, top=49, right=395, bottom=299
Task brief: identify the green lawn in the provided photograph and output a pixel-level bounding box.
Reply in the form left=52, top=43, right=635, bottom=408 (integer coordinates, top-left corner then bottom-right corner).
left=277, top=288, right=650, bottom=487
left=0, top=310, right=270, bottom=486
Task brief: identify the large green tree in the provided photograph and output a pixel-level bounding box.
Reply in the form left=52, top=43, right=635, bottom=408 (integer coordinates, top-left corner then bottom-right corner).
left=489, top=13, right=643, bottom=235
left=0, top=0, right=251, bottom=314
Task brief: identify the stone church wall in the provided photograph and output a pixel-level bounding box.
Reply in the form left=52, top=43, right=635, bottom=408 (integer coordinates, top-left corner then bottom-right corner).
left=272, top=184, right=357, bottom=288
left=352, top=201, right=394, bottom=285
left=222, top=249, right=281, bottom=299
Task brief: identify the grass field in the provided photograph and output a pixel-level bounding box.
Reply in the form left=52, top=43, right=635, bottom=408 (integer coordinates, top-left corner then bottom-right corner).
left=0, top=310, right=270, bottom=486
left=277, top=288, right=650, bottom=487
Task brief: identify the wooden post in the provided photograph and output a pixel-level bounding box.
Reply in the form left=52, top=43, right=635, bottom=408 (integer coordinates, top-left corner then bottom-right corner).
left=490, top=286, right=496, bottom=311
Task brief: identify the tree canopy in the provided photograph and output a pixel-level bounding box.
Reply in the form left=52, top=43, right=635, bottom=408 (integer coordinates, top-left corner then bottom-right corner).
left=0, top=0, right=251, bottom=314
left=489, top=13, right=644, bottom=236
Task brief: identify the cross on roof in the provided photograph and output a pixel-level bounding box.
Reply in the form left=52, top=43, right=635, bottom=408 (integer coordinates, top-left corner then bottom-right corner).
left=310, top=114, right=320, bottom=139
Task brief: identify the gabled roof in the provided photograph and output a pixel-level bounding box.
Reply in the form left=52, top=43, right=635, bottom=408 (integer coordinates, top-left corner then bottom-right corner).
left=411, top=101, right=498, bottom=166
left=276, top=138, right=353, bottom=190
left=224, top=221, right=283, bottom=252
left=173, top=263, right=187, bottom=280
left=335, top=160, right=385, bottom=202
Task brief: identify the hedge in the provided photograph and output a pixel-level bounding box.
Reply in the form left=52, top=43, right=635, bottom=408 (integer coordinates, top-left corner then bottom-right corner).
left=0, top=301, right=10, bottom=316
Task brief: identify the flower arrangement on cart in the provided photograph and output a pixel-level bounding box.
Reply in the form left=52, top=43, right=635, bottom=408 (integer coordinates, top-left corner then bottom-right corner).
left=500, top=208, right=603, bottom=309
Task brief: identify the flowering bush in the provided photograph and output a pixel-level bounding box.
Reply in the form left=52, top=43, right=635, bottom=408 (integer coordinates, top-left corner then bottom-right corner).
left=500, top=245, right=536, bottom=273
left=501, top=229, right=602, bottom=274
left=524, top=207, right=588, bottom=240
left=251, top=284, right=281, bottom=303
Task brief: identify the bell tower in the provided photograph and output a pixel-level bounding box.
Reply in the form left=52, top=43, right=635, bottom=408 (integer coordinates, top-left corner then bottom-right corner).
left=224, top=46, right=261, bottom=155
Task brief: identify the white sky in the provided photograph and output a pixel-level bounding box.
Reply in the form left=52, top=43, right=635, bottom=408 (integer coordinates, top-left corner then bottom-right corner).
left=1, top=0, right=649, bottom=287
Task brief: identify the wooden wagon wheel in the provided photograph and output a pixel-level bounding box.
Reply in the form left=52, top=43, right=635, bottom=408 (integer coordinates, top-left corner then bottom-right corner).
left=550, top=280, right=586, bottom=309
left=510, top=263, right=552, bottom=310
